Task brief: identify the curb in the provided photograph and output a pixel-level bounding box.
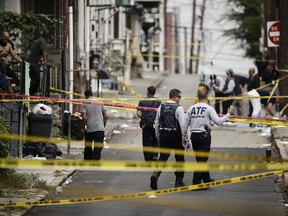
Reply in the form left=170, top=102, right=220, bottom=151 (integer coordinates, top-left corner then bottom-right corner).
left=271, top=127, right=288, bottom=160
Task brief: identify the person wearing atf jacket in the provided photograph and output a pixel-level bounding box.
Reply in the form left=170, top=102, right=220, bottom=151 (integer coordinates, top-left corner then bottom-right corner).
left=150, top=88, right=186, bottom=190
left=182, top=91, right=234, bottom=189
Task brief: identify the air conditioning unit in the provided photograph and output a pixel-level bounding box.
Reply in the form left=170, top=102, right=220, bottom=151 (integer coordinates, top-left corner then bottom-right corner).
left=111, top=40, right=125, bottom=52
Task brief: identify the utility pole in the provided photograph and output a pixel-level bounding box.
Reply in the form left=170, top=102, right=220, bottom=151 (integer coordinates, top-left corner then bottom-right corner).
left=164, top=0, right=167, bottom=71
left=278, top=0, right=288, bottom=116
left=264, top=0, right=278, bottom=62
left=184, top=26, right=188, bottom=73
left=174, top=7, right=179, bottom=74
left=189, top=0, right=196, bottom=74
left=195, top=0, right=206, bottom=74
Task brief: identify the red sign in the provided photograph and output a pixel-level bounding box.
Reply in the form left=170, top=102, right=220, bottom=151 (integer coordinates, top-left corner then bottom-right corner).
left=267, top=21, right=280, bottom=47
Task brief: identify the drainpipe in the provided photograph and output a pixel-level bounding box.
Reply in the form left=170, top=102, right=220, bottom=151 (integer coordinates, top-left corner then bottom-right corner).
left=85, top=0, right=90, bottom=83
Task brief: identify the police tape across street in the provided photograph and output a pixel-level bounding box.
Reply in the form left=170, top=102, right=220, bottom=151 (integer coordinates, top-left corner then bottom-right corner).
left=0, top=132, right=276, bottom=162
left=0, top=158, right=287, bottom=172
left=0, top=132, right=284, bottom=162
left=0, top=170, right=285, bottom=207
left=1, top=92, right=288, bottom=127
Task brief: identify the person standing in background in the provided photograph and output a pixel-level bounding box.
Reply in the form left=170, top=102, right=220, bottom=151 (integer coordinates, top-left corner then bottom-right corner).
left=137, top=86, right=161, bottom=161
left=27, top=30, right=50, bottom=96
left=222, top=69, right=236, bottom=114
left=207, top=74, right=225, bottom=114
left=233, top=73, right=248, bottom=116
left=247, top=68, right=260, bottom=122
left=246, top=89, right=261, bottom=127
left=260, top=62, right=280, bottom=114
left=81, top=90, right=108, bottom=160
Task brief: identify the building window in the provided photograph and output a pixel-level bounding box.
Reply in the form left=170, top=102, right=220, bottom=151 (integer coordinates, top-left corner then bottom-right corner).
left=34, top=0, right=54, bottom=15
left=22, top=0, right=60, bottom=49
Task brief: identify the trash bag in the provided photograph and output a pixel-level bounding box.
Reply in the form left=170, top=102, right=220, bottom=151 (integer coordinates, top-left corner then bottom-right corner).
left=22, top=142, right=62, bottom=159
left=33, top=103, right=52, bottom=115
left=40, top=143, right=62, bottom=159
left=22, top=142, right=46, bottom=157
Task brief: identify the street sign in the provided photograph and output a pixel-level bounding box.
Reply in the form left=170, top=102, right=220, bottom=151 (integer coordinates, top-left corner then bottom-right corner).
left=267, top=21, right=280, bottom=47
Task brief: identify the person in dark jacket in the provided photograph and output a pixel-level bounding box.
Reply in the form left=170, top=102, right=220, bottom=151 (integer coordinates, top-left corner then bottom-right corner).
left=206, top=74, right=225, bottom=114
left=150, top=89, right=186, bottom=190
left=260, top=62, right=279, bottom=92
left=27, top=30, right=50, bottom=96
left=137, top=86, right=161, bottom=161
left=222, top=69, right=236, bottom=114
left=233, top=73, right=248, bottom=116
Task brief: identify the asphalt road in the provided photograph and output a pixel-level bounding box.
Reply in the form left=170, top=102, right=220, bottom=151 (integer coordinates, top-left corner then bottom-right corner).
left=27, top=121, right=284, bottom=216
left=27, top=74, right=285, bottom=215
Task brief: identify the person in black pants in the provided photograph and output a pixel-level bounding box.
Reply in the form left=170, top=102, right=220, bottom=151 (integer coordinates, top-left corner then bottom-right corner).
left=137, top=86, right=161, bottom=161
left=206, top=74, right=225, bottom=114
left=26, top=30, right=50, bottom=96
left=150, top=89, right=186, bottom=190
left=81, top=90, right=108, bottom=160
left=182, top=91, right=234, bottom=188
left=222, top=69, right=236, bottom=114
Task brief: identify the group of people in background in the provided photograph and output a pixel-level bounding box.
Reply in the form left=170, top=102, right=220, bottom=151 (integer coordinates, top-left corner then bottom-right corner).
left=136, top=61, right=280, bottom=190
left=207, top=62, right=280, bottom=120
left=0, top=29, right=50, bottom=96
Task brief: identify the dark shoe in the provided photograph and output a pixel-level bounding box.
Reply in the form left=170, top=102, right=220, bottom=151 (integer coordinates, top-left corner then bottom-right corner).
left=203, top=178, right=215, bottom=183
left=199, top=178, right=215, bottom=190
left=175, top=177, right=185, bottom=187
left=152, top=156, right=158, bottom=161
left=193, top=185, right=210, bottom=191
left=150, top=175, right=158, bottom=190
left=193, top=188, right=209, bottom=191
left=192, top=179, right=214, bottom=191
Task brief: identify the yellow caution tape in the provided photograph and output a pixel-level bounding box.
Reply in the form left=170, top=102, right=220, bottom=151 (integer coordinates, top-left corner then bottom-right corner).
left=0, top=133, right=276, bottom=162
left=0, top=158, right=287, bottom=172
left=1, top=93, right=288, bottom=104
left=50, top=87, right=84, bottom=97
left=268, top=79, right=279, bottom=103
left=278, top=69, right=288, bottom=73
left=280, top=103, right=288, bottom=117
left=117, top=80, right=142, bottom=98
left=0, top=170, right=285, bottom=207
left=228, top=116, right=288, bottom=126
